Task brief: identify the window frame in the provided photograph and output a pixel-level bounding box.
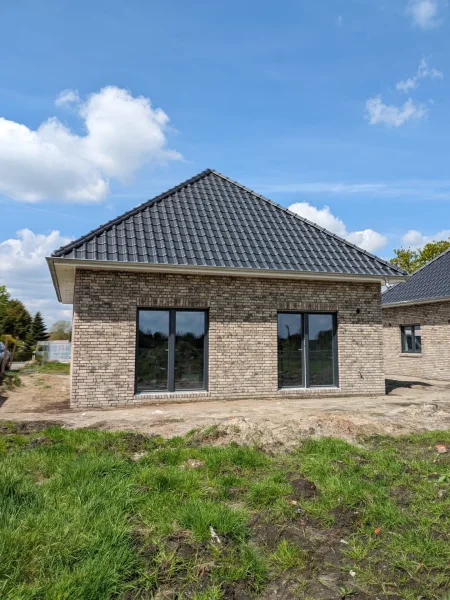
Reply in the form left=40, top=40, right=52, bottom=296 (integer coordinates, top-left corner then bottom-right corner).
left=400, top=324, right=421, bottom=354
left=277, top=311, right=339, bottom=390
left=135, top=308, right=209, bottom=394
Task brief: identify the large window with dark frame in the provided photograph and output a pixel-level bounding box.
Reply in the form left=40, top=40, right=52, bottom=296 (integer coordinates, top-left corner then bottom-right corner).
left=401, top=325, right=421, bottom=354
left=278, top=312, right=338, bottom=389
left=136, top=309, right=208, bottom=393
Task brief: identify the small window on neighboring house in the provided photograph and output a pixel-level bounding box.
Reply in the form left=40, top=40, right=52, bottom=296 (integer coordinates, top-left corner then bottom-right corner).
left=401, top=325, right=421, bottom=354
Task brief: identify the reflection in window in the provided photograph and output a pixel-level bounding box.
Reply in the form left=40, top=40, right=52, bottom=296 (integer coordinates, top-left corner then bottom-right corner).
left=137, top=311, right=169, bottom=392
left=136, top=309, right=207, bottom=393
left=308, top=314, right=334, bottom=386
left=278, top=312, right=337, bottom=389
left=278, top=313, right=303, bottom=388
left=175, top=311, right=206, bottom=390
left=401, top=325, right=421, bottom=354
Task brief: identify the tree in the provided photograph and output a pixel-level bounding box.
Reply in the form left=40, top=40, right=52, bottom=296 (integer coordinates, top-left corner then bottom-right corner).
left=25, top=312, right=49, bottom=350
left=390, top=239, right=450, bottom=274
left=49, top=320, right=72, bottom=341
left=0, top=285, right=10, bottom=333
left=2, top=299, right=32, bottom=339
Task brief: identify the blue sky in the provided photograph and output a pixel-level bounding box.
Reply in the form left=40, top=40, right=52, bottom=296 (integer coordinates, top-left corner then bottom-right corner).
left=1, top=0, right=449, bottom=324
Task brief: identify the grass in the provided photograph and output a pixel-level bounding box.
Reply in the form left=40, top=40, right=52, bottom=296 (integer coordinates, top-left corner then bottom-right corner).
left=0, top=423, right=448, bottom=599
left=36, top=361, right=70, bottom=374
left=1, top=372, right=22, bottom=390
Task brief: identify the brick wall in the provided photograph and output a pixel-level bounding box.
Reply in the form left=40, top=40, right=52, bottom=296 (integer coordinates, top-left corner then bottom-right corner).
left=383, top=301, right=450, bottom=381
left=71, top=269, right=385, bottom=407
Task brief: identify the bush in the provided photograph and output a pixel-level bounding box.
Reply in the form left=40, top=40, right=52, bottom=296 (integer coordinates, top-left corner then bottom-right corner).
left=3, top=372, right=22, bottom=390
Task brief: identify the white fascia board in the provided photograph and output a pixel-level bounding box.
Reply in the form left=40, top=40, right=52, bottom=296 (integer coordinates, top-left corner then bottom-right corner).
left=47, top=257, right=408, bottom=305
left=382, top=296, right=450, bottom=309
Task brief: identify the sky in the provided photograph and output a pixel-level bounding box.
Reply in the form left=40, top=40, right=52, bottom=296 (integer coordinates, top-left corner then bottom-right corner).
left=1, top=0, right=450, bottom=326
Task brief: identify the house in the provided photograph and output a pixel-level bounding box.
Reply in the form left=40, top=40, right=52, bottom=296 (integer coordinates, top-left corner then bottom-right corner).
left=382, top=248, right=450, bottom=381
left=47, top=169, right=406, bottom=408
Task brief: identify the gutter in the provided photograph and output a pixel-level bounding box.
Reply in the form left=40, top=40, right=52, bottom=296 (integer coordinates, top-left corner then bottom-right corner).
left=382, top=296, right=450, bottom=309
left=47, top=257, right=409, bottom=305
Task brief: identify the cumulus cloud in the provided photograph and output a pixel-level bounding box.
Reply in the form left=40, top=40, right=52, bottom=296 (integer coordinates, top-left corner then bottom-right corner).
left=0, top=86, right=181, bottom=203
left=365, top=96, right=427, bottom=127
left=55, top=89, right=80, bottom=106
left=288, top=202, right=387, bottom=253
left=401, top=228, right=450, bottom=248
left=406, top=0, right=443, bottom=29
left=396, top=57, right=443, bottom=93
left=0, top=229, right=73, bottom=325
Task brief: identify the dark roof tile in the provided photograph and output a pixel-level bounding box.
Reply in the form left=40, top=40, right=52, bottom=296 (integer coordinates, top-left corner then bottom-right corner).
left=382, top=249, right=450, bottom=305
left=52, top=169, right=405, bottom=278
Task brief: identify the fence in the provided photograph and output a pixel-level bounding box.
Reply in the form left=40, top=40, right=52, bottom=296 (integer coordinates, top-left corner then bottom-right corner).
left=36, top=341, right=72, bottom=364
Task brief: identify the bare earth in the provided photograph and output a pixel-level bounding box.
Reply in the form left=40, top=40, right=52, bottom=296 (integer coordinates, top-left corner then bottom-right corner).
left=1, top=372, right=450, bottom=450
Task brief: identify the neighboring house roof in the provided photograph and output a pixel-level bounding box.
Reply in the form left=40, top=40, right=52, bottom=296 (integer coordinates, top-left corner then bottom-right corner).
left=48, top=169, right=406, bottom=303
left=382, top=248, right=450, bottom=307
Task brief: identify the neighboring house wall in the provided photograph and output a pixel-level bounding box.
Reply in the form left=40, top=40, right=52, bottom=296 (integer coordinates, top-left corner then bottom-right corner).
left=383, top=301, right=450, bottom=381
left=71, top=269, right=385, bottom=408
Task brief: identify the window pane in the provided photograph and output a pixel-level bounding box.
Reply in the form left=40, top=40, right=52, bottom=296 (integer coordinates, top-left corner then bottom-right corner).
left=308, top=314, right=334, bottom=386
left=414, top=326, right=422, bottom=352
left=137, top=310, right=169, bottom=392
left=278, top=314, right=303, bottom=388
left=403, top=326, right=413, bottom=352
left=175, top=311, right=206, bottom=390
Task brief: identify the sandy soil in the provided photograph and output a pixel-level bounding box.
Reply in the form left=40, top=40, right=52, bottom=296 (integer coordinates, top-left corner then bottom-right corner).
left=1, top=372, right=450, bottom=449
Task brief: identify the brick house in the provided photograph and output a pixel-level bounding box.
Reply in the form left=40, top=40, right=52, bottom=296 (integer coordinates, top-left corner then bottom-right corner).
left=382, top=249, right=450, bottom=381
left=47, top=170, right=406, bottom=408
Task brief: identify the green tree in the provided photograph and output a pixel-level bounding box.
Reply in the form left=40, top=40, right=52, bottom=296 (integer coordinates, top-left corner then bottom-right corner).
left=25, top=312, right=49, bottom=350
left=390, top=239, right=450, bottom=274
left=2, top=299, right=32, bottom=339
left=0, top=285, right=10, bottom=333
left=49, top=320, right=72, bottom=341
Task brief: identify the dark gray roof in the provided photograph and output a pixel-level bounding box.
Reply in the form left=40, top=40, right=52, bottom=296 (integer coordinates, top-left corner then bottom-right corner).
left=52, top=169, right=405, bottom=278
left=382, top=248, right=450, bottom=306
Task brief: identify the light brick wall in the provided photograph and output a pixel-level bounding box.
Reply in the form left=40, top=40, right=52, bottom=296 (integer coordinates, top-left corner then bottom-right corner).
left=383, top=301, right=450, bottom=381
left=71, top=269, right=385, bottom=407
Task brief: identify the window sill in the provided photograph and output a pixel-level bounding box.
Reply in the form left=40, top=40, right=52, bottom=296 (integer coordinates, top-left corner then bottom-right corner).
left=278, top=386, right=341, bottom=394
left=135, top=390, right=209, bottom=400
left=398, top=353, right=422, bottom=358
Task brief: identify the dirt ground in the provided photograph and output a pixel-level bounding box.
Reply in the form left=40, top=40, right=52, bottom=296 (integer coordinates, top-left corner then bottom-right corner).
left=1, top=372, right=450, bottom=449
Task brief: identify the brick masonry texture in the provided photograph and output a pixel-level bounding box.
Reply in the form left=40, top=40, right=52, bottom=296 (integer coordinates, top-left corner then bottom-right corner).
left=383, top=301, right=450, bottom=381
left=71, top=269, right=386, bottom=408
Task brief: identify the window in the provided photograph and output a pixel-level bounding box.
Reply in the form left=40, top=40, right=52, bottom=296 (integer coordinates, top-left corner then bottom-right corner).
left=278, top=312, right=338, bottom=388
left=136, top=309, right=207, bottom=393
left=401, top=325, right=421, bottom=354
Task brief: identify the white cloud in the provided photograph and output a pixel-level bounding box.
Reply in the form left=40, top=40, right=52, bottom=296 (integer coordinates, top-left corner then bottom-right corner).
left=365, top=95, right=427, bottom=127
left=406, top=0, right=442, bottom=29
left=0, top=86, right=181, bottom=203
left=396, top=57, right=443, bottom=93
left=0, top=229, right=73, bottom=326
left=346, top=230, right=388, bottom=253
left=401, top=228, right=450, bottom=248
left=258, top=178, right=450, bottom=200
left=55, top=89, right=80, bottom=107
left=288, top=202, right=387, bottom=253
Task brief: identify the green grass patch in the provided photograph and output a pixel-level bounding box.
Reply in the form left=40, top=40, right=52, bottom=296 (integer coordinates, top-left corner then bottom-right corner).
left=0, top=422, right=448, bottom=598
left=35, top=361, right=70, bottom=374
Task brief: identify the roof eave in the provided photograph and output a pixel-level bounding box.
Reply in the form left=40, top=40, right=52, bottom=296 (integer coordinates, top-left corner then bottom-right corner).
left=382, top=295, right=450, bottom=309
left=48, top=257, right=408, bottom=305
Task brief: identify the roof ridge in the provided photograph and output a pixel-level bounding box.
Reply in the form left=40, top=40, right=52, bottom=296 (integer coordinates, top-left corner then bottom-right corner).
left=51, top=169, right=214, bottom=257
left=210, top=170, right=407, bottom=277
left=382, top=246, right=450, bottom=303
left=406, top=245, right=450, bottom=277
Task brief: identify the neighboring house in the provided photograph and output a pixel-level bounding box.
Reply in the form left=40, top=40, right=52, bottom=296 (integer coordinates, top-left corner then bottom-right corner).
left=382, top=249, right=450, bottom=381
left=47, top=169, right=406, bottom=408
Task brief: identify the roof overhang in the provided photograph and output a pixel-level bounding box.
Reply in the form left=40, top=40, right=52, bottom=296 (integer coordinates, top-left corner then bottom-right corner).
left=382, top=295, right=450, bottom=309
left=47, top=257, right=408, bottom=304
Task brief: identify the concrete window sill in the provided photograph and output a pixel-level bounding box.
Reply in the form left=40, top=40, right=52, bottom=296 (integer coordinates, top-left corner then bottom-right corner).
left=398, top=353, right=422, bottom=358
